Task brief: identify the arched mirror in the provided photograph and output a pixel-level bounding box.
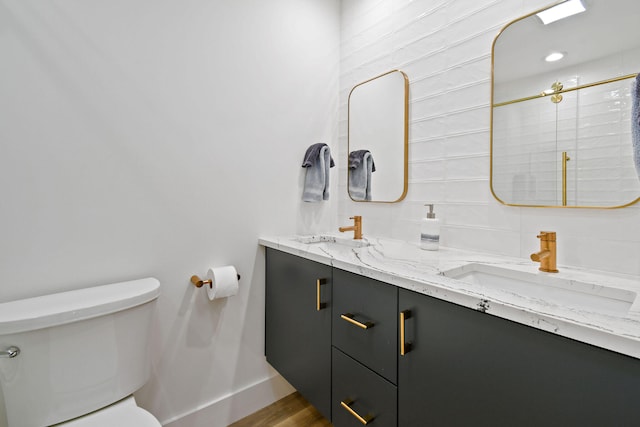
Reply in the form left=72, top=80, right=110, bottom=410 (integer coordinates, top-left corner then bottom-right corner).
left=491, top=0, right=640, bottom=208
left=348, top=70, right=409, bottom=202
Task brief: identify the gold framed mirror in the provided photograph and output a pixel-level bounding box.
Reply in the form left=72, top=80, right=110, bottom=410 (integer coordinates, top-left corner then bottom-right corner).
left=348, top=70, right=409, bottom=203
left=491, top=0, right=640, bottom=208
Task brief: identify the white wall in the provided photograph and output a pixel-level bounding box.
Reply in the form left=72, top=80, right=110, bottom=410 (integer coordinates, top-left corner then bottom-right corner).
left=338, top=0, right=640, bottom=276
left=0, top=0, right=340, bottom=425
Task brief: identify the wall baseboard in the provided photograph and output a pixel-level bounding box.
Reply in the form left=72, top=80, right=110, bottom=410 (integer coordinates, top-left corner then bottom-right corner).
left=161, top=374, right=295, bottom=427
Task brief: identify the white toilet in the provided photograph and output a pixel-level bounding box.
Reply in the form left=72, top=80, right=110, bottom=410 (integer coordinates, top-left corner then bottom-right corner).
left=0, top=277, right=162, bottom=426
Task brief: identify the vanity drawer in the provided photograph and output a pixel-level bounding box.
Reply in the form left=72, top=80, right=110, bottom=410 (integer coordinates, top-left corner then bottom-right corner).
left=332, top=268, right=398, bottom=384
left=332, top=347, right=397, bottom=427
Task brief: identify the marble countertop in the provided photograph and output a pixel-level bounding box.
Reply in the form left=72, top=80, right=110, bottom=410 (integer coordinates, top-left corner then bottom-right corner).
left=259, top=234, right=640, bottom=360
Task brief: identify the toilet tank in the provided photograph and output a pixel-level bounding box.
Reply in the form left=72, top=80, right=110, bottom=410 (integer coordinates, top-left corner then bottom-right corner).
left=0, top=278, right=160, bottom=427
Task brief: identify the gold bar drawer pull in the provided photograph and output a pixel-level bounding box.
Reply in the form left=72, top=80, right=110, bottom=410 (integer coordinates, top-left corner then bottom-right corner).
left=316, top=278, right=327, bottom=311
left=340, top=313, right=374, bottom=329
left=340, top=398, right=374, bottom=425
left=400, top=310, right=412, bottom=355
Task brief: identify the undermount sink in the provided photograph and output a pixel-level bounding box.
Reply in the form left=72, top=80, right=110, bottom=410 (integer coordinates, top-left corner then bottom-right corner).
left=293, top=234, right=371, bottom=248
left=443, top=263, right=637, bottom=317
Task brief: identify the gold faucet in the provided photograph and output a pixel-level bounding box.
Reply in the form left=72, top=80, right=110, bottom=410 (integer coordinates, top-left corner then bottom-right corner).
left=339, top=216, right=362, bottom=240
left=531, top=231, right=559, bottom=273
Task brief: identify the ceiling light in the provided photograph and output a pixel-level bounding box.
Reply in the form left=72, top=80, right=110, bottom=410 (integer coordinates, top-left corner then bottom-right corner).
left=537, top=0, right=586, bottom=25
left=545, top=52, right=565, bottom=62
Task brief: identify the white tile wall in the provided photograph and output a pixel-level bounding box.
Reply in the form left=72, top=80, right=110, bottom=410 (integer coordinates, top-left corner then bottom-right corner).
left=338, top=0, right=640, bottom=276
left=493, top=49, right=640, bottom=207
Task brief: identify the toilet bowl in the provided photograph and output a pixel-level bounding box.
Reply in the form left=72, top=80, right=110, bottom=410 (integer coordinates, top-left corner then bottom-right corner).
left=0, top=278, right=161, bottom=426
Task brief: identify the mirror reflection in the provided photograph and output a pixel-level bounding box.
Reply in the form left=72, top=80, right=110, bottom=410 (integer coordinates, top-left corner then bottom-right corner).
left=491, top=0, right=640, bottom=208
left=348, top=70, right=408, bottom=202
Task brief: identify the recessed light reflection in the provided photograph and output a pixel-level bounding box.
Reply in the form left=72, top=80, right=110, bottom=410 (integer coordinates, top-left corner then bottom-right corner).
left=545, top=52, right=565, bottom=62
left=537, top=0, right=586, bottom=25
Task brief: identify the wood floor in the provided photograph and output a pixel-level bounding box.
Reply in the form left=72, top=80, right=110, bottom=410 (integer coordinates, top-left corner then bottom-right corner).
left=229, top=392, right=332, bottom=427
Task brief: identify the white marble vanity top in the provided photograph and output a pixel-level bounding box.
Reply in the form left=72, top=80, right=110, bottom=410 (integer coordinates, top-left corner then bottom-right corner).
left=259, top=234, right=640, bottom=360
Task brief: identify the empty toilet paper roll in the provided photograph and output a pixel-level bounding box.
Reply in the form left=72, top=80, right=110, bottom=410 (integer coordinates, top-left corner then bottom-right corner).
left=205, top=266, right=239, bottom=300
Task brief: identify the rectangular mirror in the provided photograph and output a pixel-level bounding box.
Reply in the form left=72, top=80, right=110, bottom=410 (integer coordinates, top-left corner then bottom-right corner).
left=491, top=0, right=640, bottom=208
left=348, top=70, right=409, bottom=202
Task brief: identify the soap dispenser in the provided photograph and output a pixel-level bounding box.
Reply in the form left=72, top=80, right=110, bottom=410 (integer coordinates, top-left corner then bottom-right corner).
left=421, top=204, right=440, bottom=251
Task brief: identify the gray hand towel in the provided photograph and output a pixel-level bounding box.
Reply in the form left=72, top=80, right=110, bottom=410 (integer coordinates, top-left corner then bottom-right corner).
left=302, top=143, right=335, bottom=168
left=348, top=149, right=376, bottom=172
left=632, top=74, right=640, bottom=179
left=348, top=150, right=375, bottom=201
left=302, top=143, right=334, bottom=202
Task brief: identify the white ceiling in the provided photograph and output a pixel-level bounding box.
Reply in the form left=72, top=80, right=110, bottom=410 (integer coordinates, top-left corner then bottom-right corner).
left=493, top=0, right=640, bottom=85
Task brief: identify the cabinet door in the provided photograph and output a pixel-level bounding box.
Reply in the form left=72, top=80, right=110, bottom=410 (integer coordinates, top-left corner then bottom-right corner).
left=398, top=288, right=640, bottom=427
left=265, top=248, right=332, bottom=420
left=332, top=347, right=397, bottom=427
left=333, top=269, right=398, bottom=383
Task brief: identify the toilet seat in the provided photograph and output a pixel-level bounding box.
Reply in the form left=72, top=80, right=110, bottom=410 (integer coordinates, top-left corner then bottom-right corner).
left=56, top=396, right=161, bottom=427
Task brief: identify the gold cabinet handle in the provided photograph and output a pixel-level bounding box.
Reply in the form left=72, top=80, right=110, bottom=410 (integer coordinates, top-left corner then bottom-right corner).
left=400, top=310, right=412, bottom=355
left=340, top=399, right=374, bottom=425
left=316, top=278, right=327, bottom=311
left=340, top=313, right=374, bottom=329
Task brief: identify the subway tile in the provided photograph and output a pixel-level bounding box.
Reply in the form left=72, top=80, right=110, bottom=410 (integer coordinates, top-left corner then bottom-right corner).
left=339, top=0, right=640, bottom=274
left=444, top=106, right=491, bottom=135
left=519, top=208, right=640, bottom=247
left=444, top=225, right=521, bottom=257
left=406, top=181, right=446, bottom=202
left=411, top=93, right=447, bottom=119
left=444, top=131, right=490, bottom=157
left=402, top=52, right=448, bottom=80
left=410, top=141, right=445, bottom=165
left=555, top=235, right=640, bottom=277
left=411, top=159, right=445, bottom=181
left=444, top=179, right=490, bottom=203
left=411, top=116, right=447, bottom=140
left=444, top=155, right=488, bottom=181
left=441, top=201, right=520, bottom=232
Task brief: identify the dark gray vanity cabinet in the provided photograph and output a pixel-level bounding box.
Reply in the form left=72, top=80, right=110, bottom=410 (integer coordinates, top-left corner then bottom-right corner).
left=265, top=248, right=332, bottom=420
left=398, top=287, right=640, bottom=427
left=266, top=249, right=640, bottom=427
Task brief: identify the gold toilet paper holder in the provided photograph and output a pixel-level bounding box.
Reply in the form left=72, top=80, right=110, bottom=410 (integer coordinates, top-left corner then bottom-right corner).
left=190, top=275, right=212, bottom=288
left=191, top=273, right=241, bottom=289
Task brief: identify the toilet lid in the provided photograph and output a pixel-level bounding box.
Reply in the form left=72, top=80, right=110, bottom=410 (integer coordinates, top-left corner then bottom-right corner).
left=57, top=396, right=161, bottom=427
